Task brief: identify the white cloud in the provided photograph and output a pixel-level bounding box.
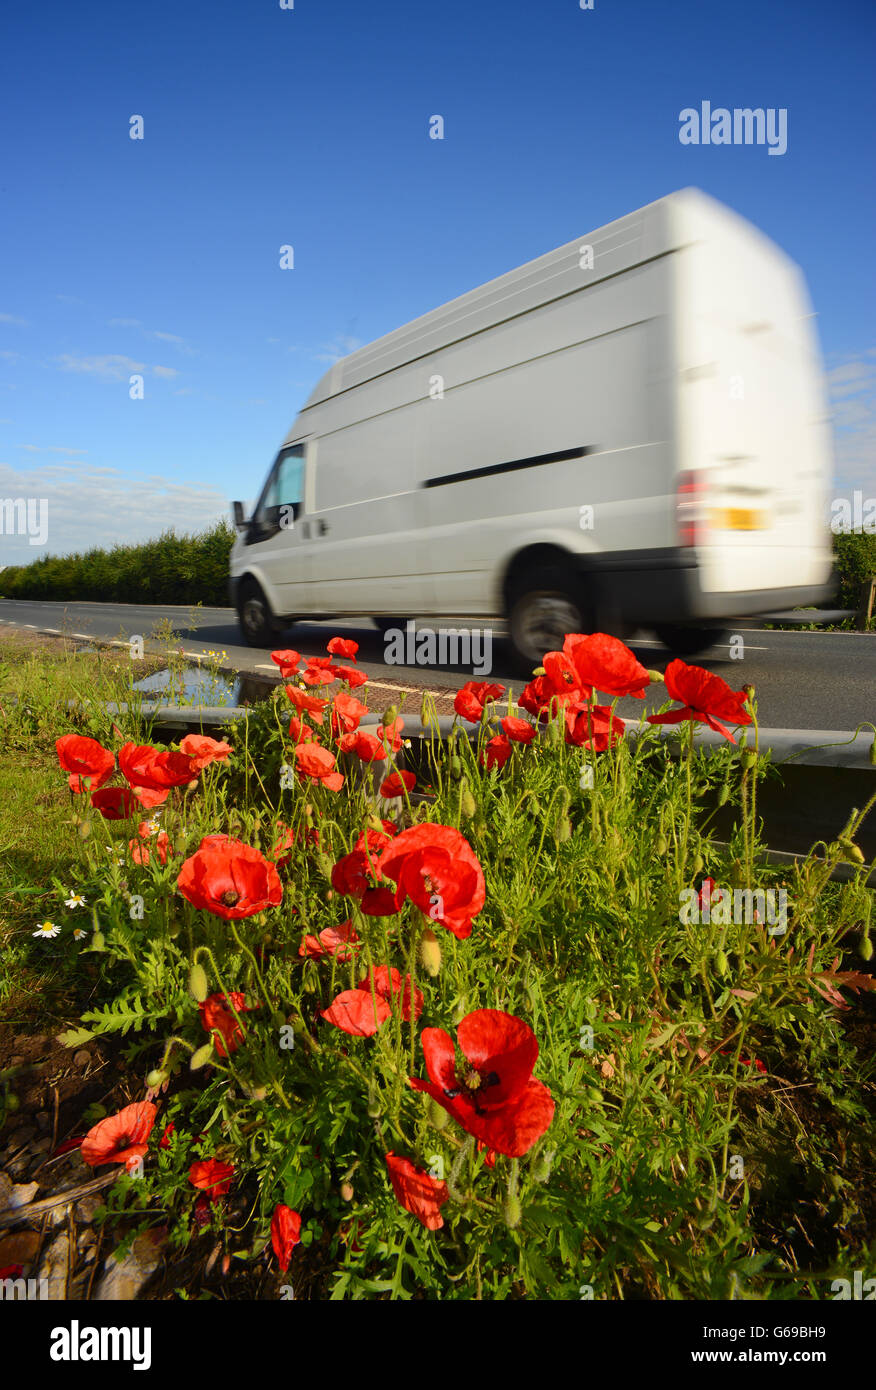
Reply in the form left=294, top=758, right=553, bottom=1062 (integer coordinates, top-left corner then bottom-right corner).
left=312, top=334, right=363, bottom=364
left=55, top=354, right=179, bottom=381
left=17, top=444, right=88, bottom=454
left=0, top=313, right=27, bottom=326
left=0, top=461, right=228, bottom=562
left=826, top=351, right=876, bottom=496
left=109, top=317, right=142, bottom=328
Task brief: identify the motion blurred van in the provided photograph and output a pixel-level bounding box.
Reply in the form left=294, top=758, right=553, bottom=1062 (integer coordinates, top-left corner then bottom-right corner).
left=230, top=187, right=834, bottom=667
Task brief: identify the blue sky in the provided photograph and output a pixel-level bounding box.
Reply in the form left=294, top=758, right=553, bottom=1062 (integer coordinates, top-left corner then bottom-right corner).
left=1, top=0, right=873, bottom=561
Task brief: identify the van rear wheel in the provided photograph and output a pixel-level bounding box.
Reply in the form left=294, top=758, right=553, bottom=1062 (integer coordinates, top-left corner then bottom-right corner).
left=507, top=568, right=595, bottom=673
left=651, top=624, right=728, bottom=658
left=238, top=579, right=281, bottom=647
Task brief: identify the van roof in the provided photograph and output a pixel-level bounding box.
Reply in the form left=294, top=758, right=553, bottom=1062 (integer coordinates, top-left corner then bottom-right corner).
left=298, top=188, right=788, bottom=411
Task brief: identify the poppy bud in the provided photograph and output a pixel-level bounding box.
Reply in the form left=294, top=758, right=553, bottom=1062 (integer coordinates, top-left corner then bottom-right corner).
left=419, top=927, right=442, bottom=978
left=716, top=783, right=730, bottom=805
left=186, top=779, right=199, bottom=792
left=427, top=1096, right=449, bottom=1130
left=450, top=755, right=462, bottom=777
left=461, top=785, right=476, bottom=818
left=340, top=1181, right=354, bottom=1202
left=532, top=666, right=546, bottom=677
left=452, top=998, right=468, bottom=1025
left=302, top=972, right=318, bottom=994
left=715, top=950, right=729, bottom=977
left=367, top=1084, right=382, bottom=1118
left=530, top=1150, right=554, bottom=1183
left=382, top=705, right=398, bottom=726
left=91, top=930, right=105, bottom=951
left=78, top=819, right=92, bottom=839
left=555, top=816, right=572, bottom=844
left=189, top=962, right=209, bottom=1002
left=739, top=749, right=757, bottom=770
left=646, top=669, right=664, bottom=683
left=502, top=1192, right=522, bottom=1229
left=691, top=853, right=704, bottom=875
left=190, top=1041, right=215, bottom=1070
left=145, top=1067, right=166, bottom=1088
left=836, top=838, right=865, bottom=864
left=174, top=831, right=188, bottom=855
left=859, top=934, right=873, bottom=962
left=655, top=835, right=668, bottom=856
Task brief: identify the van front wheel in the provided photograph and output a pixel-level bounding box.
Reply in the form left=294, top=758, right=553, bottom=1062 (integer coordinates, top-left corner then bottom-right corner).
left=507, top=569, right=595, bottom=673
left=238, top=579, right=280, bottom=647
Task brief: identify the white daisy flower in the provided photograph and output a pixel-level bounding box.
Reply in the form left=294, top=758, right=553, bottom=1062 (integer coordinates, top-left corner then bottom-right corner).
left=33, top=921, right=61, bottom=939
left=65, top=893, right=87, bottom=909
left=73, top=928, right=89, bottom=941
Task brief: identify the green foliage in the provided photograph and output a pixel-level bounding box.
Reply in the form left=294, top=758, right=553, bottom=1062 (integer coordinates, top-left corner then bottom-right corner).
left=3, top=642, right=874, bottom=1300
left=0, top=519, right=235, bottom=606
left=833, top=529, right=876, bottom=610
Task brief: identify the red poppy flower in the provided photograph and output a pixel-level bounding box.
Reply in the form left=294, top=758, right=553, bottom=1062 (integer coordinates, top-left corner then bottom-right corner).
left=189, top=1158, right=235, bottom=1200
left=80, top=1101, right=157, bottom=1169
left=517, top=674, right=562, bottom=721
left=330, top=849, right=398, bottom=916
left=272, top=822, right=320, bottom=867
left=271, top=1204, right=302, bottom=1272
left=481, top=734, right=512, bottom=770
left=119, top=743, right=198, bottom=798
left=564, top=702, right=625, bottom=751
left=410, top=1010, right=554, bottom=1157
left=353, top=822, right=398, bottom=853
left=541, top=650, right=590, bottom=705
left=333, top=664, right=368, bottom=689
left=129, top=829, right=173, bottom=866
left=90, top=785, right=143, bottom=820
left=718, top=1048, right=767, bottom=1075
left=327, top=636, right=359, bottom=661
left=378, top=824, right=485, bottom=940
left=55, top=734, right=115, bottom=794
left=300, top=663, right=337, bottom=687
left=453, top=680, right=506, bottom=722
left=338, top=729, right=386, bottom=762
left=321, top=965, right=423, bottom=1036
left=330, top=691, right=369, bottom=737
left=698, top=877, right=719, bottom=908
left=379, top=769, right=416, bottom=797
left=198, top=991, right=254, bottom=1057
left=561, top=633, right=651, bottom=699
left=179, top=735, right=233, bottom=770
left=285, top=685, right=328, bottom=716
left=288, top=716, right=322, bottom=746
left=177, top=836, right=283, bottom=920
left=476, top=1140, right=497, bottom=1169
left=501, top=716, right=536, bottom=745
left=299, top=919, right=360, bottom=960
left=294, top=742, right=344, bottom=791
left=271, top=649, right=301, bottom=676
left=385, top=1153, right=449, bottom=1231
left=646, top=659, right=753, bottom=743
left=159, top=1122, right=175, bottom=1149
left=378, top=718, right=405, bottom=752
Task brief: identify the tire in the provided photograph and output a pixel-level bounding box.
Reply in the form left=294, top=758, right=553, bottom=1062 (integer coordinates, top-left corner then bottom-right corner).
left=651, top=625, right=728, bottom=658
left=506, top=567, right=597, bottom=673
left=237, top=579, right=281, bottom=647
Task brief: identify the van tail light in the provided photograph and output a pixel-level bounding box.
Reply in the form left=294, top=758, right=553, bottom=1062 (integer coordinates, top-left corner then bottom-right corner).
left=676, top=470, right=707, bottom=548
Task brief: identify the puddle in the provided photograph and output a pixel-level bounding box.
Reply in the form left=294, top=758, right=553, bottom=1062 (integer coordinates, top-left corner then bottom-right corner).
left=131, top=666, right=274, bottom=708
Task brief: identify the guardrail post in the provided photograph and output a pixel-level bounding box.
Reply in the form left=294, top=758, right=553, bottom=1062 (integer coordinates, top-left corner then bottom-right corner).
left=857, top=575, right=876, bottom=631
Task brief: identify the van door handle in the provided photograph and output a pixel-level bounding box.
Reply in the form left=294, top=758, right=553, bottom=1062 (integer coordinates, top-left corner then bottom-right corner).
left=317, top=519, right=330, bottom=535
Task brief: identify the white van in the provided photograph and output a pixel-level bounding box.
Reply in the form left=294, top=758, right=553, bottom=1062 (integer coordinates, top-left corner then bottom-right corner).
left=230, top=187, right=834, bottom=668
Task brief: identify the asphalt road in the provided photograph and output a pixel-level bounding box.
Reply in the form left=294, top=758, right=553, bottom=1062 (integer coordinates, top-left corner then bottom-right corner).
left=0, top=598, right=873, bottom=732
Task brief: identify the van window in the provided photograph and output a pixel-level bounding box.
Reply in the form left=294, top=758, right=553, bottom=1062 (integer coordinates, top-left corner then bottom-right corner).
left=253, top=445, right=304, bottom=523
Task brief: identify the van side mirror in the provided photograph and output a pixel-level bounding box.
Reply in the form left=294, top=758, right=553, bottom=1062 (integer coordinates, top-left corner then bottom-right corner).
left=232, top=501, right=247, bottom=529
